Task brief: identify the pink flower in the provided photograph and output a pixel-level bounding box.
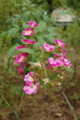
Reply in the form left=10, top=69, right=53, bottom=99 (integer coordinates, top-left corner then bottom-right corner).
left=28, top=21, right=38, bottom=28
left=60, top=49, right=67, bottom=59
left=61, top=55, right=67, bottom=59
left=16, top=45, right=26, bottom=51
left=23, top=39, right=36, bottom=44
left=22, top=28, right=34, bottom=36
left=62, top=59, right=71, bottom=67
left=62, top=49, right=67, bottom=55
left=48, top=57, right=63, bottom=67
left=43, top=43, right=54, bottom=52
left=24, top=75, right=34, bottom=85
left=54, top=53, right=60, bottom=58
left=48, top=57, right=55, bottom=65
left=15, top=53, right=26, bottom=63
left=54, top=59, right=63, bottom=67
left=27, top=72, right=36, bottom=77
left=24, top=72, right=36, bottom=85
left=18, top=63, right=28, bottom=76
left=55, top=39, right=66, bottom=48
left=23, top=83, right=40, bottom=95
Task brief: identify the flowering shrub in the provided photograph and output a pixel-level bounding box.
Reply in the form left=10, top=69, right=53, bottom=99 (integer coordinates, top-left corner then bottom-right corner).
left=15, top=21, right=71, bottom=95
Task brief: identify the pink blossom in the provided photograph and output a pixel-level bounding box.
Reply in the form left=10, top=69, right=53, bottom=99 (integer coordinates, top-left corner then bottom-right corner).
left=16, top=45, right=26, bottom=51
left=28, top=21, right=38, bottom=28
left=55, top=39, right=66, bottom=47
left=62, top=59, right=71, bottom=67
left=23, top=83, right=40, bottom=95
left=22, top=28, right=34, bottom=36
left=24, top=75, right=34, bottom=85
left=15, top=53, right=26, bottom=63
left=27, top=72, right=36, bottom=76
left=18, top=63, right=28, bottom=76
left=48, top=57, right=63, bottom=67
left=48, top=57, right=55, bottom=65
left=62, top=49, right=67, bottom=55
left=54, top=53, right=60, bottom=58
left=43, top=43, right=54, bottom=52
left=61, top=55, right=67, bottom=59
left=23, top=39, right=36, bottom=44
left=54, top=59, right=63, bottom=67
left=24, top=72, right=36, bottom=85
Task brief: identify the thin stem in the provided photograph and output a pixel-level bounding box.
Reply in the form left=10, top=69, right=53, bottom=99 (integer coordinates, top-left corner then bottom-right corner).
left=58, top=0, right=68, bottom=9
left=40, top=48, right=48, bottom=78
left=13, top=110, right=21, bottom=120
left=59, top=86, right=78, bottom=120
left=18, top=92, right=25, bottom=112
left=0, top=93, right=12, bottom=110
left=42, top=63, right=48, bottom=78
left=0, top=111, right=12, bottom=116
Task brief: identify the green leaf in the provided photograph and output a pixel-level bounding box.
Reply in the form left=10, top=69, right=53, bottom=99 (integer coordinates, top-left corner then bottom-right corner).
left=22, top=23, right=28, bottom=29
left=7, top=46, right=17, bottom=58
left=37, top=36, right=45, bottom=44
left=7, top=28, right=18, bottom=37
left=37, top=21, right=47, bottom=31
left=43, top=34, right=55, bottom=44
left=11, top=37, right=22, bottom=45
left=33, top=36, right=44, bottom=49
left=49, top=74, right=58, bottom=80
left=11, top=85, right=22, bottom=96
left=7, top=45, right=18, bottom=70
left=33, top=42, right=40, bottom=50
left=24, top=11, right=31, bottom=16
left=48, top=27, right=55, bottom=33
left=19, top=48, right=36, bottom=54
left=0, top=31, right=7, bottom=37
left=66, top=68, right=73, bottom=72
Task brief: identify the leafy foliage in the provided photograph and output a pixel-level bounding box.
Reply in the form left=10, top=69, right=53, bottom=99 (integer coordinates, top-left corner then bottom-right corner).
left=56, top=20, right=80, bottom=49
left=0, top=0, right=56, bottom=51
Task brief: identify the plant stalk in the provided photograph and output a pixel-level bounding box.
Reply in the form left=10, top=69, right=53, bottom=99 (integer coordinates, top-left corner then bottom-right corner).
left=59, top=87, right=78, bottom=120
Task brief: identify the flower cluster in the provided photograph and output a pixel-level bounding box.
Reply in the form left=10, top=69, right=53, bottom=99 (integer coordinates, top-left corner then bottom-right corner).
left=23, top=72, right=40, bottom=95
left=15, top=21, right=71, bottom=95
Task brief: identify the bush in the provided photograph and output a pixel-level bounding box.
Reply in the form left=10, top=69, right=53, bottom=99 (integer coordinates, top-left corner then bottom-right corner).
left=56, top=20, right=80, bottom=50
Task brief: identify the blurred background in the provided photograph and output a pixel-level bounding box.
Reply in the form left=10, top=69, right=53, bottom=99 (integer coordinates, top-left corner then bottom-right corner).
left=0, top=0, right=80, bottom=120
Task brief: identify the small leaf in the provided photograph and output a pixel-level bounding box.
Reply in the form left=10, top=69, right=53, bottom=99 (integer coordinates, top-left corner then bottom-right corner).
left=37, top=21, right=47, bottom=31
left=33, top=36, right=44, bottom=49
left=19, top=48, right=36, bottom=54
left=43, top=34, right=55, bottom=44
left=11, top=85, right=22, bottom=96
left=49, top=74, right=58, bottom=80
left=7, top=28, right=18, bottom=37
left=7, top=45, right=18, bottom=69
left=66, top=68, right=73, bottom=72
left=48, top=27, right=55, bottom=33
left=7, top=46, right=17, bottom=58
left=22, top=23, right=28, bottom=29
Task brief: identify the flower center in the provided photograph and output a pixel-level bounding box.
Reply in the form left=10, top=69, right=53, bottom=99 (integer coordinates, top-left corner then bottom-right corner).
left=30, top=84, right=35, bottom=89
left=26, top=30, right=31, bottom=35
left=58, top=42, right=62, bottom=46
left=19, top=57, right=24, bottom=62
